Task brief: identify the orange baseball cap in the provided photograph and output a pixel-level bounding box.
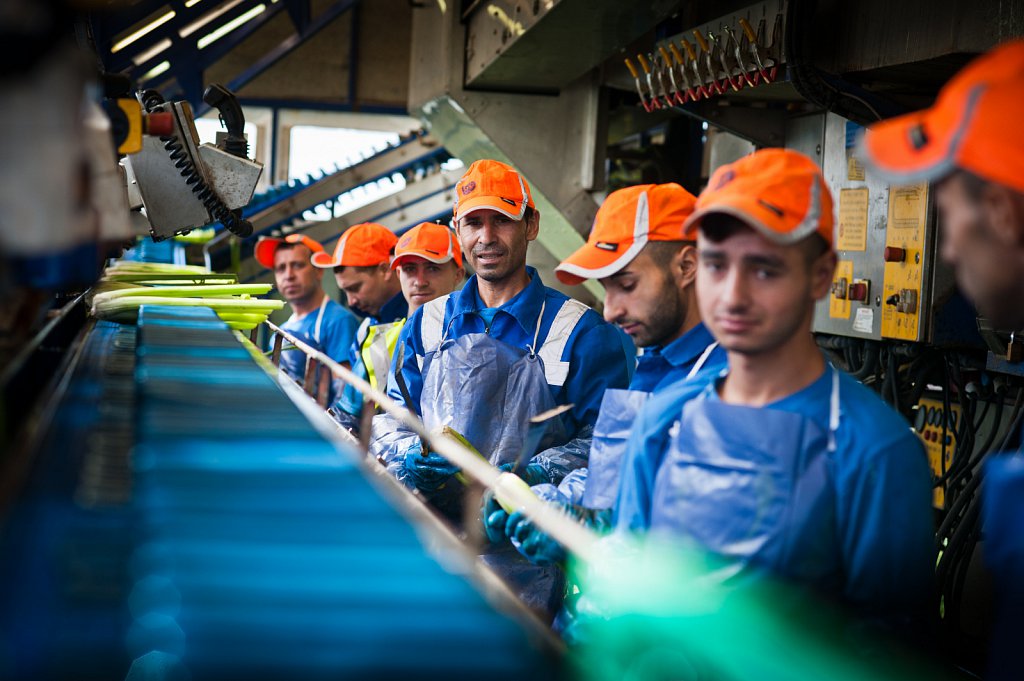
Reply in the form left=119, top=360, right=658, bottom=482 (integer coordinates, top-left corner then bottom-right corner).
left=311, top=222, right=398, bottom=268
left=555, top=183, right=698, bottom=285
left=391, top=222, right=463, bottom=268
left=684, top=148, right=834, bottom=246
left=859, top=40, right=1024, bottom=193
left=254, top=233, right=325, bottom=269
left=452, top=159, right=535, bottom=221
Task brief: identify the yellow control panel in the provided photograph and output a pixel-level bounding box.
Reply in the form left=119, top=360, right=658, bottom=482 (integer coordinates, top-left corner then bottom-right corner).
left=881, top=183, right=929, bottom=341
left=914, top=396, right=960, bottom=508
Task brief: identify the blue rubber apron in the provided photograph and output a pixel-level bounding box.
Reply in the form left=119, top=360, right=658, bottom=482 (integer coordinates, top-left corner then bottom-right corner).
left=419, top=301, right=565, bottom=467
left=650, top=367, right=842, bottom=586
left=419, top=303, right=567, bottom=620
left=581, top=342, right=720, bottom=510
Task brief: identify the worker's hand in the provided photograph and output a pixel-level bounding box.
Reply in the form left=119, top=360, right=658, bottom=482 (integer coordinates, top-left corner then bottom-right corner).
left=481, top=489, right=510, bottom=545
left=403, top=443, right=457, bottom=493
left=506, top=510, right=567, bottom=566
left=498, top=461, right=550, bottom=486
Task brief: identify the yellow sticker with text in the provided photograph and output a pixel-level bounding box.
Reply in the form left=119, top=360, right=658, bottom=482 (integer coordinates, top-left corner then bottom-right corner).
left=837, top=188, right=869, bottom=252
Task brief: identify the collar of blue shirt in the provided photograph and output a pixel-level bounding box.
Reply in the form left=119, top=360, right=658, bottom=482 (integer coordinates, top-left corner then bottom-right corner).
left=451, top=266, right=553, bottom=336
left=372, top=290, right=410, bottom=326
left=651, top=321, right=716, bottom=369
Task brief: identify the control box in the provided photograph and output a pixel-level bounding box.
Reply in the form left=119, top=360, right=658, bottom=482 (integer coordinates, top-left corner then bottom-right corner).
left=788, top=113, right=960, bottom=343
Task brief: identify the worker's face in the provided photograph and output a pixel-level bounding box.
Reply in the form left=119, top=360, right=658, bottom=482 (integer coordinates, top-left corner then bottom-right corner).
left=936, top=174, right=1024, bottom=329
left=273, top=245, right=322, bottom=306
left=456, top=208, right=538, bottom=284
left=334, top=263, right=396, bottom=317
left=396, top=256, right=464, bottom=315
left=601, top=245, right=696, bottom=348
left=697, top=227, right=834, bottom=357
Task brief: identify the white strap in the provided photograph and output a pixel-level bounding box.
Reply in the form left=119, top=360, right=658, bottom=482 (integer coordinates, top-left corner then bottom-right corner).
left=686, top=341, right=719, bottom=380
left=312, top=295, right=329, bottom=344
left=828, top=367, right=841, bottom=453
left=527, top=299, right=547, bottom=356
left=419, top=294, right=450, bottom=354
left=537, top=298, right=589, bottom=387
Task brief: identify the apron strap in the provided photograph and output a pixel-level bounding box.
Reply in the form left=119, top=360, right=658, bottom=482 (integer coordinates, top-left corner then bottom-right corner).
left=536, top=298, right=589, bottom=387
left=828, top=367, right=841, bottom=453
left=312, top=294, right=329, bottom=344
left=527, top=299, right=547, bottom=357
left=419, top=294, right=450, bottom=352
left=686, top=341, right=719, bottom=380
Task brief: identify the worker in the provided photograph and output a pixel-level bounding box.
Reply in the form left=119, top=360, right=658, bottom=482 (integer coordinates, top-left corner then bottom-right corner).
left=342, top=222, right=465, bottom=419
left=859, top=40, right=1024, bottom=681
left=255, top=233, right=359, bottom=403
left=393, top=222, right=465, bottom=317
left=613, top=149, right=935, bottom=627
left=370, top=159, right=632, bottom=616
left=486, top=183, right=727, bottom=568
left=311, top=222, right=407, bottom=432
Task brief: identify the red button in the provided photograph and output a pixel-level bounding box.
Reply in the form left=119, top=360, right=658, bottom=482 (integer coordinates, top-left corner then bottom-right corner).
left=884, top=246, right=906, bottom=262
left=145, top=112, right=175, bottom=137
left=848, top=282, right=869, bottom=302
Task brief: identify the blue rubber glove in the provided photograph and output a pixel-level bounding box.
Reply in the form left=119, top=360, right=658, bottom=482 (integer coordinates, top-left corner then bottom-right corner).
left=481, top=464, right=553, bottom=545
left=481, top=490, right=509, bottom=545
left=499, top=461, right=550, bottom=486
left=403, top=442, right=458, bottom=493
left=506, top=509, right=568, bottom=566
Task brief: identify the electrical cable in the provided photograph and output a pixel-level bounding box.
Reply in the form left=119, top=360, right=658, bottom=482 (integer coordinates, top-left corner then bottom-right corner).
left=935, top=385, right=1024, bottom=623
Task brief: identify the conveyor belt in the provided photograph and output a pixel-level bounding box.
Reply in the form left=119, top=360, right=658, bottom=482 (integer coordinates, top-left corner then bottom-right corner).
left=0, top=305, right=557, bottom=681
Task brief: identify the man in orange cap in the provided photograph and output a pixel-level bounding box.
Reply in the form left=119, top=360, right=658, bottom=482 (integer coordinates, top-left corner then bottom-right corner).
left=371, top=159, right=632, bottom=617
left=613, top=149, right=934, bottom=625
left=343, top=223, right=466, bottom=414
left=312, top=222, right=408, bottom=430
left=860, top=40, right=1024, bottom=679
left=254, top=233, right=359, bottom=400
left=488, top=183, right=726, bottom=567
left=860, top=40, right=1024, bottom=331
left=392, top=222, right=465, bottom=317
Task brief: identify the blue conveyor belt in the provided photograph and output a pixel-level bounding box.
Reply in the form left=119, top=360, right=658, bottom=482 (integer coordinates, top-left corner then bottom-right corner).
left=1, top=304, right=556, bottom=681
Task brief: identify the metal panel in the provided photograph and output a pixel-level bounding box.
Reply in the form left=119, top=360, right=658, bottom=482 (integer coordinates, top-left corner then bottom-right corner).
left=820, top=0, right=1024, bottom=76
left=808, top=113, right=960, bottom=344
left=464, top=0, right=683, bottom=92
left=126, top=102, right=213, bottom=237
left=809, top=112, right=888, bottom=340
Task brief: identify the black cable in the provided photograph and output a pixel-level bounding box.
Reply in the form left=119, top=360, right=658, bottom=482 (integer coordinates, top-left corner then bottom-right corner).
left=852, top=342, right=879, bottom=381
left=942, top=502, right=982, bottom=628
left=939, top=359, right=955, bottom=484
left=887, top=349, right=901, bottom=413
left=936, top=388, right=1024, bottom=556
